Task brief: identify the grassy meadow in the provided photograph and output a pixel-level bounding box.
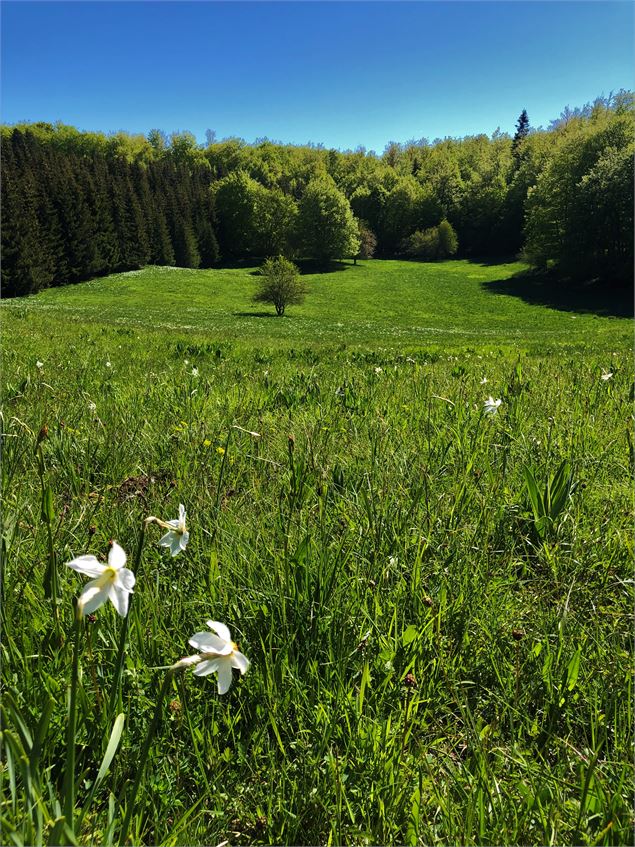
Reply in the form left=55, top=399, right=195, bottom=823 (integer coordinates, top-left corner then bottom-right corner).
left=1, top=259, right=633, bottom=846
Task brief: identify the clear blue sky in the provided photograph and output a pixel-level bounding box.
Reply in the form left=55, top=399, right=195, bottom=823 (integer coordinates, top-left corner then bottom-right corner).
left=1, top=1, right=633, bottom=151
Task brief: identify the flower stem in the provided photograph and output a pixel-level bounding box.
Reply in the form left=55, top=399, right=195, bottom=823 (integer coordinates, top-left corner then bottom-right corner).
left=108, top=521, right=146, bottom=716
left=36, top=442, right=62, bottom=641
left=62, top=607, right=82, bottom=831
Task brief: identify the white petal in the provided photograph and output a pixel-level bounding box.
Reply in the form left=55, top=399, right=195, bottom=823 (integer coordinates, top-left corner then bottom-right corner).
left=159, top=530, right=174, bottom=548
left=108, top=542, right=126, bottom=570
left=179, top=531, right=189, bottom=551
left=179, top=504, right=186, bottom=524
left=78, top=579, right=110, bottom=614
left=207, top=621, right=231, bottom=643
left=231, top=651, right=250, bottom=675
left=193, top=658, right=221, bottom=677
left=117, top=567, right=136, bottom=591
left=166, top=519, right=180, bottom=529
left=188, top=631, right=231, bottom=654
left=66, top=555, right=106, bottom=578
left=216, top=659, right=234, bottom=694
left=170, top=535, right=182, bottom=557
left=109, top=583, right=130, bottom=617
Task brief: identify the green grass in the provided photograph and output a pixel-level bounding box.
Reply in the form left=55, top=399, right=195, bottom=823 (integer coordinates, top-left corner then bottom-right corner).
left=1, top=260, right=633, bottom=846
left=3, top=258, right=631, bottom=350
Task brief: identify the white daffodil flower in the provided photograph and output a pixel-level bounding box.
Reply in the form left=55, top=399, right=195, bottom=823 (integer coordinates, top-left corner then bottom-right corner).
left=601, top=370, right=613, bottom=381
left=483, top=396, right=502, bottom=415
left=66, top=542, right=135, bottom=617
left=176, top=621, right=250, bottom=694
left=152, top=503, right=189, bottom=556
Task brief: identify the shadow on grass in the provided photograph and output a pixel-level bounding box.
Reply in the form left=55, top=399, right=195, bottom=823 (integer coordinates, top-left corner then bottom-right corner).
left=481, top=271, right=634, bottom=319
left=246, top=259, right=354, bottom=277
left=233, top=310, right=284, bottom=318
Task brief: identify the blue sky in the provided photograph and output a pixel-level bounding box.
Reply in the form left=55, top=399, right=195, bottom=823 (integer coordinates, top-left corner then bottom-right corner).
left=1, top=1, right=633, bottom=151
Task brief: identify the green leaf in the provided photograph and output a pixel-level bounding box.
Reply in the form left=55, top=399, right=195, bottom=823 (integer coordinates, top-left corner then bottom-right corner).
left=523, top=466, right=544, bottom=522
left=95, top=713, right=125, bottom=789
left=402, top=625, right=418, bottom=646
left=566, top=647, right=582, bottom=691
left=549, top=460, right=571, bottom=520
left=29, top=697, right=55, bottom=772
left=41, top=485, right=54, bottom=524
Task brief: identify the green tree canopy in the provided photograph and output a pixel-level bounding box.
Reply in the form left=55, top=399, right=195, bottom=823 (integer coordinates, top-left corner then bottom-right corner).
left=296, top=177, right=360, bottom=263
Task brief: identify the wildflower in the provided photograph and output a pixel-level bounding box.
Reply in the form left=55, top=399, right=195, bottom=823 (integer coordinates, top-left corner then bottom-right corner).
left=480, top=376, right=488, bottom=384
left=483, top=396, right=502, bottom=416
left=105, top=361, right=112, bottom=368
left=374, top=366, right=383, bottom=374
left=66, top=541, right=135, bottom=617
left=36, top=360, right=44, bottom=369
left=150, top=503, right=189, bottom=557
left=203, top=439, right=212, bottom=447
left=191, top=367, right=199, bottom=377
left=216, top=446, right=225, bottom=456
left=601, top=370, right=613, bottom=381
left=176, top=621, right=250, bottom=695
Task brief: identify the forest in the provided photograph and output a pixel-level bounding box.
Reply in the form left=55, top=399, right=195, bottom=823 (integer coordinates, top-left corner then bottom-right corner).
left=2, top=92, right=633, bottom=298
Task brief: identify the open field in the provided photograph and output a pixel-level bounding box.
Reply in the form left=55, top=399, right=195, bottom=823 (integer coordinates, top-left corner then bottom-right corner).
left=2, top=260, right=633, bottom=845
left=3, top=259, right=632, bottom=351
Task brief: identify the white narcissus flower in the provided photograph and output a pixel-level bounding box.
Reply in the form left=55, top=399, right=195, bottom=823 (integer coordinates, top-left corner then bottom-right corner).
left=483, top=396, right=502, bottom=415
left=601, top=370, right=613, bottom=381
left=157, top=503, right=189, bottom=556
left=66, top=542, right=135, bottom=617
left=178, top=621, right=250, bottom=694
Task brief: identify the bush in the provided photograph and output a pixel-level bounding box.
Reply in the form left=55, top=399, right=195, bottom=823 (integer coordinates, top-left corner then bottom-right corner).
left=353, top=219, right=377, bottom=264
left=400, top=220, right=458, bottom=260
left=437, top=219, right=459, bottom=257
left=253, top=256, right=306, bottom=316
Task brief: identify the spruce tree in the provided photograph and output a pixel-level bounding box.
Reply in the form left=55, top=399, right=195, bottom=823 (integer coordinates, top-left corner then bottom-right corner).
left=512, top=109, right=530, bottom=165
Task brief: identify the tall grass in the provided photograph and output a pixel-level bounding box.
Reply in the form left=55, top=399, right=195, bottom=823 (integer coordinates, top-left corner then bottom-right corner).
left=1, top=265, right=632, bottom=845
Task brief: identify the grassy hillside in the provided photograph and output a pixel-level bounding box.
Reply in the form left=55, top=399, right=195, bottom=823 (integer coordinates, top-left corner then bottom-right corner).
left=3, top=259, right=631, bottom=352
left=2, top=261, right=632, bottom=846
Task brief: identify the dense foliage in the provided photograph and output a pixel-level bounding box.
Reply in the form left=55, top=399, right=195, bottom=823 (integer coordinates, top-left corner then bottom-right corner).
left=253, top=255, right=306, bottom=316
left=1, top=126, right=219, bottom=297
left=2, top=93, right=633, bottom=297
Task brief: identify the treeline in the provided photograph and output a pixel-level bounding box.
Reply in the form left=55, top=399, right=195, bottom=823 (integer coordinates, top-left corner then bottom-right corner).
left=1, top=128, right=218, bottom=296
left=2, top=92, right=633, bottom=297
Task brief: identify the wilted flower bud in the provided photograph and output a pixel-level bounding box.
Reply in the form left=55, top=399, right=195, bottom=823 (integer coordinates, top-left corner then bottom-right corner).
left=404, top=672, right=417, bottom=689
left=512, top=628, right=525, bottom=641
left=36, top=424, right=49, bottom=446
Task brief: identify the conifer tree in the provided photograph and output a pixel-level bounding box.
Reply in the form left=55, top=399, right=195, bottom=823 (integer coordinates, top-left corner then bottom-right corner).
left=512, top=109, right=530, bottom=165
